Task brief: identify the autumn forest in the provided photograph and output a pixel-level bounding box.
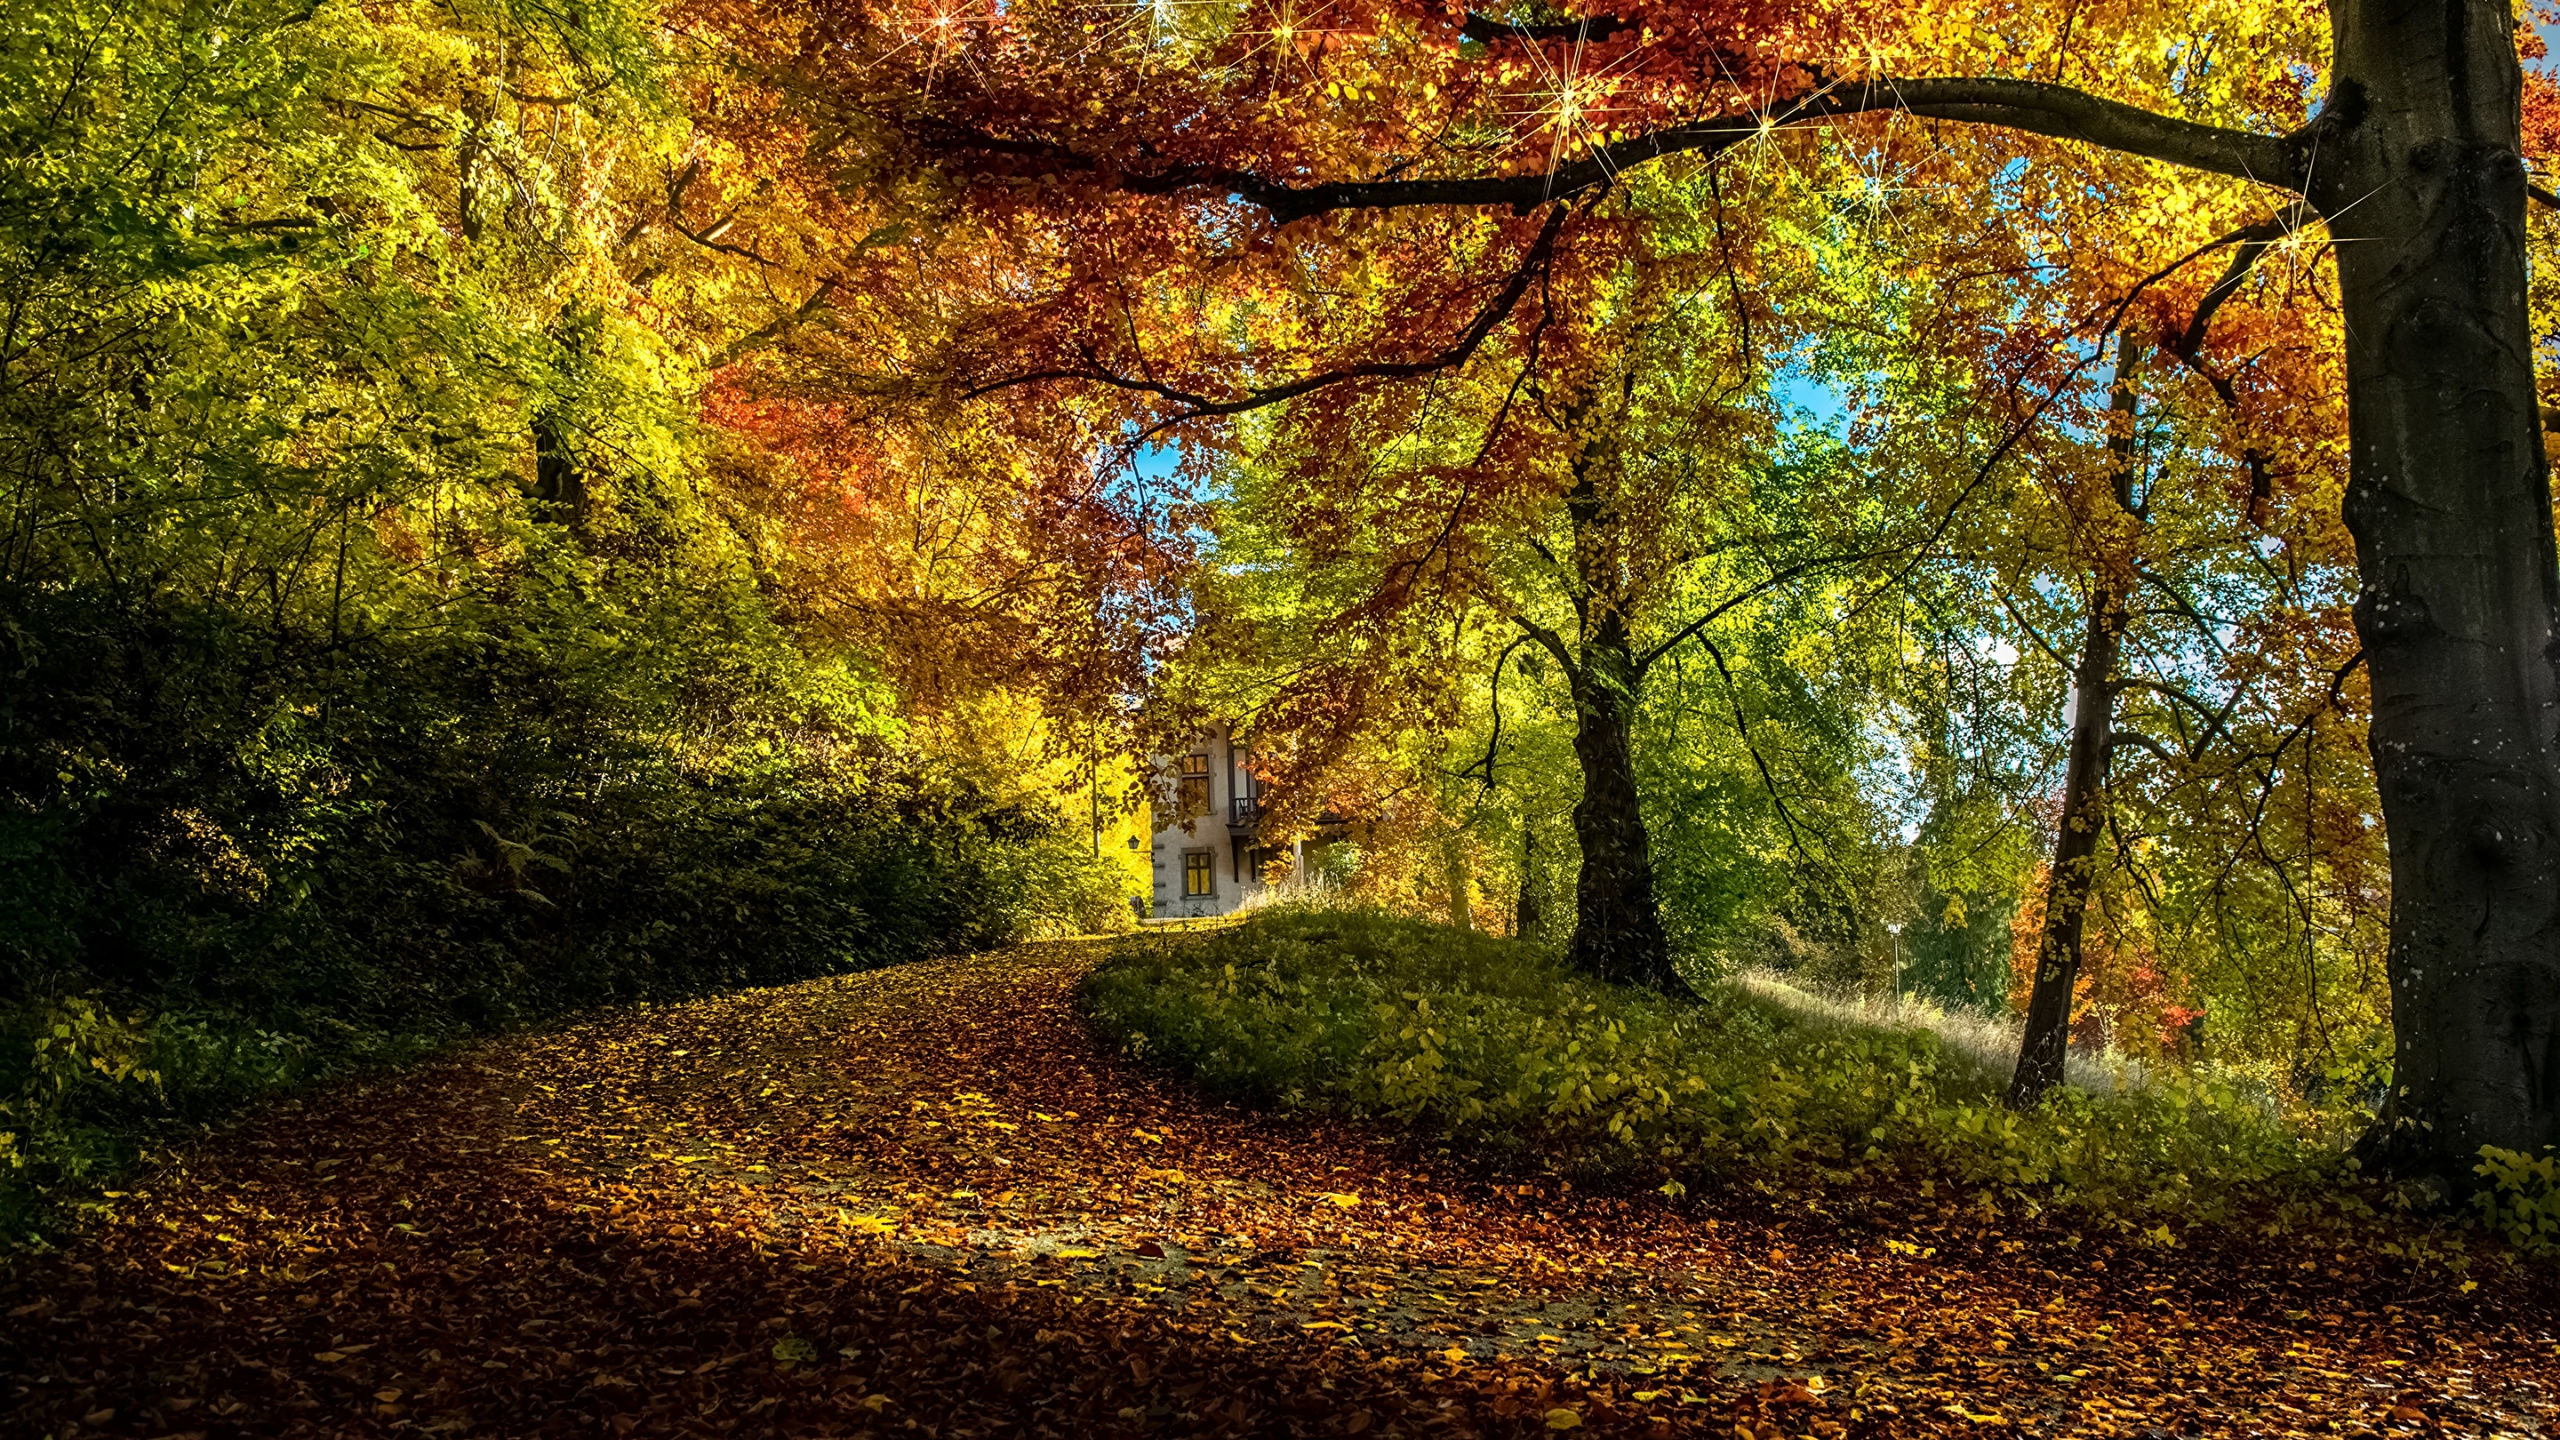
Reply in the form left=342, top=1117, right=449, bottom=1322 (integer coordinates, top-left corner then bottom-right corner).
left=6, top=0, right=2560, bottom=1433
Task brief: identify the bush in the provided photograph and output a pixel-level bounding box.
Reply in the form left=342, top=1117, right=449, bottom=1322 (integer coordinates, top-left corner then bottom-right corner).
left=0, top=589, right=1087, bottom=1240
left=1081, top=907, right=2359, bottom=1219
left=0, top=998, right=357, bottom=1233
left=999, top=841, right=1143, bottom=939
left=2474, top=1147, right=2560, bottom=1256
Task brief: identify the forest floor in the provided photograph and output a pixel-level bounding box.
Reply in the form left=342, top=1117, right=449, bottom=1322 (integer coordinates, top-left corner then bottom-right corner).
left=5, top=940, right=2556, bottom=1439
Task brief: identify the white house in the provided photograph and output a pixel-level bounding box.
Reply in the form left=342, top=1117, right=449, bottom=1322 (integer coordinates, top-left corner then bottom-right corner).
left=1147, top=723, right=1296, bottom=919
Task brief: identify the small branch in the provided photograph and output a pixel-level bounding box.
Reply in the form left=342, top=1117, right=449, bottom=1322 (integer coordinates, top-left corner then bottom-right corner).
left=963, top=203, right=1570, bottom=431
left=1699, top=636, right=1827, bottom=873
left=1992, top=587, right=2076, bottom=674
left=710, top=278, right=839, bottom=369
left=1466, top=636, right=1536, bottom=794
left=2108, top=729, right=2178, bottom=766
left=2168, top=210, right=2306, bottom=358
left=1636, top=549, right=1872, bottom=673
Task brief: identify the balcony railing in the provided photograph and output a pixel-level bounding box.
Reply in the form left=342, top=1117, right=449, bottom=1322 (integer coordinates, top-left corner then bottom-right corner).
left=1230, top=795, right=1260, bottom=826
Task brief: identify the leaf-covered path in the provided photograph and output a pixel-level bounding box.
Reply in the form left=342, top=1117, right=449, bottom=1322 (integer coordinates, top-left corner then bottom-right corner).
left=7, top=941, right=2556, bottom=1438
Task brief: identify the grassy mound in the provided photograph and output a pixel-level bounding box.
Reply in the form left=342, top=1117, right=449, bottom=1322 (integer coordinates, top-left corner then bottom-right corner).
left=1082, top=907, right=2358, bottom=1221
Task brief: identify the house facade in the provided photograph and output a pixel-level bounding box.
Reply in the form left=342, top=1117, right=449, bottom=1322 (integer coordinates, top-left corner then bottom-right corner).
left=1147, top=723, right=1295, bottom=919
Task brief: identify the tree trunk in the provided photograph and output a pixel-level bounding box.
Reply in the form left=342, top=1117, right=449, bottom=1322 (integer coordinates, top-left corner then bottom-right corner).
left=530, top=410, right=585, bottom=520
left=1516, top=821, right=1542, bottom=940
left=2007, top=336, right=2142, bottom=1109
left=1442, top=830, right=1473, bottom=931
left=2318, top=0, right=2560, bottom=1185
left=1566, top=613, right=1677, bottom=988
left=2006, top=591, right=2124, bottom=1107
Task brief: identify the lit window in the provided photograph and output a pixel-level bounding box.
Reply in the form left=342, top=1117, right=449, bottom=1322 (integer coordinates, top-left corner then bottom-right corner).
left=1183, top=850, right=1214, bottom=896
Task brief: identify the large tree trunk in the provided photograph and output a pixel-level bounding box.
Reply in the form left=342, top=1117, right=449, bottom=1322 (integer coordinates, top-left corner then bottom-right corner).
left=2007, top=336, right=2142, bottom=1109
left=2317, top=0, right=2560, bottom=1185
left=2006, top=589, right=2123, bottom=1107
left=1554, top=435, right=1678, bottom=990
left=1566, top=612, right=1677, bottom=988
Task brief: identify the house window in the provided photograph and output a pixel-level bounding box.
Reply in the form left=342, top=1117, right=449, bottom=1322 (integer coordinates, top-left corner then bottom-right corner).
left=1183, top=850, right=1215, bottom=897
left=1177, top=753, right=1211, bottom=818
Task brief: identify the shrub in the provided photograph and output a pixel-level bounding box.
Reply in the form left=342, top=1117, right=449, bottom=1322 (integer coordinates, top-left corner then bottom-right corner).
left=0, top=591, right=1091, bottom=1240
left=2473, top=1147, right=2560, bottom=1256
left=1082, top=907, right=2360, bottom=1219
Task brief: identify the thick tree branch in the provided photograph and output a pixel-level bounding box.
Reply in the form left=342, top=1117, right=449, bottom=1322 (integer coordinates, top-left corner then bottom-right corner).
left=711, top=278, right=838, bottom=369
left=918, top=77, right=2302, bottom=225
left=1509, top=612, right=1582, bottom=681
left=2114, top=676, right=2228, bottom=726
left=2108, top=729, right=2179, bottom=766
left=1103, top=79, right=2302, bottom=222
left=1458, top=10, right=1637, bottom=43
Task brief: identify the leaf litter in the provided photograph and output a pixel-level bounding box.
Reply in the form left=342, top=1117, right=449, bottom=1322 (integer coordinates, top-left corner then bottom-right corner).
left=4, top=941, right=2556, bottom=1437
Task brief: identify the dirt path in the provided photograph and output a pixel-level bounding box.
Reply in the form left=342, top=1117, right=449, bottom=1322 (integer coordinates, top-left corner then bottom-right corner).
left=5, top=941, right=2555, bottom=1438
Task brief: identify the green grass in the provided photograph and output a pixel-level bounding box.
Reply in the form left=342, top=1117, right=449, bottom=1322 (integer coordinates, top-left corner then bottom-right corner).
left=1081, top=907, right=2365, bottom=1223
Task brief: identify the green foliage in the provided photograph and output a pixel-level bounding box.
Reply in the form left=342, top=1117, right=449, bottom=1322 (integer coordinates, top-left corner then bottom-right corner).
left=1084, top=908, right=2359, bottom=1220
left=0, top=996, right=349, bottom=1235
left=2472, top=1147, right=2560, bottom=1256
left=1000, top=842, right=1143, bottom=938
left=0, top=0, right=1112, bottom=1238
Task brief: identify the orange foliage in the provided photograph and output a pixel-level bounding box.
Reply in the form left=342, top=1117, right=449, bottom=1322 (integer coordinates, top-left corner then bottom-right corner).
left=2010, top=864, right=2205, bottom=1060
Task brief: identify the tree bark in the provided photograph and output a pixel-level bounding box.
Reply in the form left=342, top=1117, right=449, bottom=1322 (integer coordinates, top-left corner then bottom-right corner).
left=1516, top=821, right=1543, bottom=940
left=1544, top=442, right=1681, bottom=991
left=2007, top=336, right=2143, bottom=1109
left=2007, top=593, right=2125, bottom=1106
left=1566, top=610, right=1677, bottom=988
left=2316, top=0, right=2560, bottom=1184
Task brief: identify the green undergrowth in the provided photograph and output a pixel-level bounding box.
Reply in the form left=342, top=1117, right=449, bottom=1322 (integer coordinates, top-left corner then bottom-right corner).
left=0, top=769, right=1130, bottom=1247
left=0, top=998, right=437, bottom=1235
left=1082, top=907, right=2386, bottom=1229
